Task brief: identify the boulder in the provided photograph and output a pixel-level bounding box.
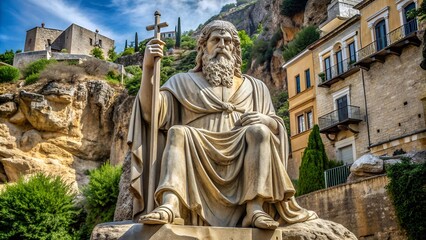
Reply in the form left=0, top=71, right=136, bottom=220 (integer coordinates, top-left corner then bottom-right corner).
left=113, top=153, right=133, bottom=221
left=350, top=154, right=384, bottom=176
left=91, top=218, right=357, bottom=240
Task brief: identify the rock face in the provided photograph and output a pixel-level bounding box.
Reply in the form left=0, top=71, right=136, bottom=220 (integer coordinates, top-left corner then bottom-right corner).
left=0, top=78, right=131, bottom=189
left=91, top=218, right=357, bottom=240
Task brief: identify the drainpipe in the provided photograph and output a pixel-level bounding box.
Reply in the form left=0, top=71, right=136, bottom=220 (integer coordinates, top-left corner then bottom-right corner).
left=358, top=29, right=372, bottom=147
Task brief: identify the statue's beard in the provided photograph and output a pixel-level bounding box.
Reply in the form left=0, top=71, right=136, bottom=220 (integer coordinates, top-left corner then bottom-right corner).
left=202, top=49, right=235, bottom=88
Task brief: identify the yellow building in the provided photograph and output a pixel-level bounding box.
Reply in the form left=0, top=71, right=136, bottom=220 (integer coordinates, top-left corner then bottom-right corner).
left=283, top=50, right=316, bottom=179
left=283, top=0, right=425, bottom=179
left=353, top=0, right=426, bottom=155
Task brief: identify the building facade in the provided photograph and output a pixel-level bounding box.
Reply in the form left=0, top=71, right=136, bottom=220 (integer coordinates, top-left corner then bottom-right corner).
left=24, top=23, right=114, bottom=58
left=283, top=0, right=425, bottom=179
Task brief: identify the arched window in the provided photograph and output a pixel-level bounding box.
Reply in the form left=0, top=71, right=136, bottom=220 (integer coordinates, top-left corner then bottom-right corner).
left=375, top=19, right=387, bottom=51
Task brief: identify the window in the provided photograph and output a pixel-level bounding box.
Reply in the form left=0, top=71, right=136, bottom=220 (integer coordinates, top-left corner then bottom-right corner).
left=296, top=75, right=301, bottom=94
left=305, top=69, right=311, bottom=88
left=336, top=50, right=343, bottom=74
left=324, top=56, right=332, bottom=80
left=336, top=95, right=348, bottom=121
left=307, top=111, right=313, bottom=129
left=337, top=145, right=354, bottom=164
left=98, top=39, right=102, bottom=47
left=47, top=39, right=51, bottom=46
left=90, top=38, right=93, bottom=45
left=375, top=19, right=387, bottom=51
left=348, top=42, right=356, bottom=63
left=403, top=2, right=417, bottom=35
left=297, top=115, right=306, bottom=133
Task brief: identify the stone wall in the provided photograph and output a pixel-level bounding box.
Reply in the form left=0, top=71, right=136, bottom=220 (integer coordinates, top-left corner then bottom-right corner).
left=296, top=175, right=406, bottom=239
left=115, top=52, right=144, bottom=67
left=69, top=24, right=114, bottom=57
left=24, top=27, right=63, bottom=52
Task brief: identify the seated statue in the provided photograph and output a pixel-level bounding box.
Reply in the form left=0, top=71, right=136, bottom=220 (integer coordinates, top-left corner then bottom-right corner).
left=128, top=20, right=317, bottom=230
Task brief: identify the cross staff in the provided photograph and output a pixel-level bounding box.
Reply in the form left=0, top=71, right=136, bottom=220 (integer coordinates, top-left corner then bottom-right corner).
left=146, top=11, right=168, bottom=213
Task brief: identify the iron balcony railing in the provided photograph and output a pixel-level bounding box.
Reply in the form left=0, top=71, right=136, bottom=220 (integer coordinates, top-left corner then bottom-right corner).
left=324, top=164, right=352, bottom=188
left=358, top=19, right=418, bottom=60
left=318, top=56, right=358, bottom=84
left=318, top=105, right=362, bottom=131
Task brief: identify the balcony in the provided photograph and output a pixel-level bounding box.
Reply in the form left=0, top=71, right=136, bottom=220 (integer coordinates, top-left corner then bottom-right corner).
left=355, top=20, right=422, bottom=70
left=319, top=105, right=362, bottom=134
left=318, top=57, right=360, bottom=88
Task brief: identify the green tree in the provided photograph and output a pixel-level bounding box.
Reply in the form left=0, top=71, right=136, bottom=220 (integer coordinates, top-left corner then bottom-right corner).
left=180, top=34, right=196, bottom=50
left=90, top=47, right=105, bottom=60
left=238, top=30, right=253, bottom=73
left=121, top=47, right=135, bottom=56
left=280, top=0, right=309, bottom=17
left=0, top=65, right=20, bottom=82
left=0, top=173, right=81, bottom=239
left=175, top=17, right=182, bottom=48
left=283, top=25, right=320, bottom=61
left=0, top=49, right=15, bottom=65
left=297, top=125, right=328, bottom=196
left=135, top=32, right=139, bottom=52
left=108, top=47, right=118, bottom=62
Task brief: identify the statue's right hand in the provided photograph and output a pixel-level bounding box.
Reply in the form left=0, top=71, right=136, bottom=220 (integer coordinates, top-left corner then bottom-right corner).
left=143, top=39, right=165, bottom=69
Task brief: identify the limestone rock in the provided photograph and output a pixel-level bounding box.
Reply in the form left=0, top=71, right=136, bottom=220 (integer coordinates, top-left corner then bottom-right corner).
left=20, top=129, right=42, bottom=152
left=350, top=154, right=384, bottom=176
left=113, top=152, right=133, bottom=221
left=91, top=218, right=357, bottom=240
left=0, top=93, right=15, bottom=103
left=304, top=0, right=332, bottom=26
left=0, top=102, right=17, bottom=118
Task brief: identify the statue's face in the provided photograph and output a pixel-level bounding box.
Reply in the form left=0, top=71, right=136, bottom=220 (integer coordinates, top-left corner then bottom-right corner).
left=206, top=30, right=234, bottom=60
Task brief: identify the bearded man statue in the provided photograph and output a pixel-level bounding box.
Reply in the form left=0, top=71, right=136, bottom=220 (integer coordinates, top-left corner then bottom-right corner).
left=128, top=20, right=317, bottom=230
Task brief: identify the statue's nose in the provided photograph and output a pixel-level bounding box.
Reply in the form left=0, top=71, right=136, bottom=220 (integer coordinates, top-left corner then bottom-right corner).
left=218, top=38, right=225, bottom=48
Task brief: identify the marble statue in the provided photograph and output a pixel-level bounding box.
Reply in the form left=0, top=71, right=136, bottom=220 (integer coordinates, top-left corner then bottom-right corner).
left=127, top=20, right=317, bottom=230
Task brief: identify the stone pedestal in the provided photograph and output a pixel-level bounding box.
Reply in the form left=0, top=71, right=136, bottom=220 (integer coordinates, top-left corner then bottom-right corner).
left=91, top=218, right=357, bottom=240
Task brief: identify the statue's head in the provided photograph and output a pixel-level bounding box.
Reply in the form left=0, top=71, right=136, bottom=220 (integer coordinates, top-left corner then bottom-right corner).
left=192, top=20, right=242, bottom=88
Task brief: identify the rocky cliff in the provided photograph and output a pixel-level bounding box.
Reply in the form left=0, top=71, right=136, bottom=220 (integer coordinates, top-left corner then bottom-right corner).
left=208, top=0, right=330, bottom=89
left=0, top=77, right=132, bottom=190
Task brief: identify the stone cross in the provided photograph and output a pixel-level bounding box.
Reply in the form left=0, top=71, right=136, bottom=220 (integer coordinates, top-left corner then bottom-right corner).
left=145, top=11, right=168, bottom=213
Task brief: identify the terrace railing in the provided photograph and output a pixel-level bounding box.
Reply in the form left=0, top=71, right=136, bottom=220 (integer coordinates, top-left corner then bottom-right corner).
left=318, top=105, right=362, bottom=131
left=324, top=164, right=352, bottom=188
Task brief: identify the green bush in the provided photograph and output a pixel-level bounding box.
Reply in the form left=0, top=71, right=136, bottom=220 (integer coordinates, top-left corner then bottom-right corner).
left=297, top=125, right=328, bottom=196
left=283, top=26, right=320, bottom=61
left=25, top=72, right=40, bottom=85
left=280, top=0, right=308, bottom=17
left=175, top=51, right=196, bottom=72
left=0, top=65, right=20, bottom=82
left=387, top=159, right=426, bottom=239
left=124, top=66, right=142, bottom=95
left=23, top=59, right=56, bottom=78
left=82, top=163, right=122, bottom=238
left=0, top=49, right=16, bottom=65
left=125, top=65, right=142, bottom=76
left=0, top=173, right=80, bottom=239
left=121, top=47, right=135, bottom=56
left=239, top=30, right=254, bottom=73
left=106, top=70, right=120, bottom=84
left=90, top=47, right=105, bottom=60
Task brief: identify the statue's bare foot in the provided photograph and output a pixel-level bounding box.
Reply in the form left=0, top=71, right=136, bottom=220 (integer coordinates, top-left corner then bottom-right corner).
left=242, top=210, right=279, bottom=230
left=139, top=205, right=184, bottom=225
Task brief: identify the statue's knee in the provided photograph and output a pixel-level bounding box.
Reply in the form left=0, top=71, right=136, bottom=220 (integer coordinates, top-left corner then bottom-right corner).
left=245, top=124, right=271, bottom=143
left=167, top=125, right=186, bottom=143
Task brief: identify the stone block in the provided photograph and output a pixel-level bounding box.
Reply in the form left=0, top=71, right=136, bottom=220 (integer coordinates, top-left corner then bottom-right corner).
left=91, top=219, right=357, bottom=240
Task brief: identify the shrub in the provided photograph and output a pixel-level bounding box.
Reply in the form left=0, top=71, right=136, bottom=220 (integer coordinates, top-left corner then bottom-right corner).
left=121, top=47, right=135, bottom=56
left=82, top=163, right=122, bottom=238
left=0, top=65, right=20, bottom=82
left=297, top=125, right=328, bottom=196
left=280, top=0, right=308, bottom=17
left=90, top=47, right=105, bottom=60
left=81, top=59, right=111, bottom=77
left=180, top=35, right=196, bottom=50
left=283, top=26, right=320, bottom=61
left=387, top=159, right=426, bottom=239
left=106, top=70, right=121, bottom=84
left=125, top=65, right=142, bottom=76
left=25, top=72, right=40, bottom=85
left=23, top=59, right=57, bottom=78
left=39, top=62, right=85, bottom=83
left=239, top=30, right=254, bottom=73
left=108, top=47, right=118, bottom=62
left=220, top=3, right=236, bottom=12
left=0, top=173, right=80, bottom=239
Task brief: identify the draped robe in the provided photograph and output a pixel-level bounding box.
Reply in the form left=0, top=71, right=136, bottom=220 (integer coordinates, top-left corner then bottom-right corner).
left=128, top=72, right=316, bottom=227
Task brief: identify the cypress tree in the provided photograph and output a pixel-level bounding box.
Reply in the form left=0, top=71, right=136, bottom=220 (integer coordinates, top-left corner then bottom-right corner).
left=297, top=125, right=329, bottom=196
left=175, top=17, right=181, bottom=48
left=135, top=32, right=139, bottom=52
left=125, top=40, right=128, bottom=50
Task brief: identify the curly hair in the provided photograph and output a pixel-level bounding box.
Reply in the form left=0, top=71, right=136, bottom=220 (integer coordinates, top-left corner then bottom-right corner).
left=192, top=20, right=242, bottom=78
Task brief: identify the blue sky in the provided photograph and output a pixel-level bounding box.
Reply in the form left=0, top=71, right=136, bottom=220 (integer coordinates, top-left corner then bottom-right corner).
left=0, top=0, right=235, bottom=53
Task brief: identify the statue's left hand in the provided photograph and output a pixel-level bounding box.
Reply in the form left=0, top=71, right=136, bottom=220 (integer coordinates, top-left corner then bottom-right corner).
left=239, top=112, right=278, bottom=134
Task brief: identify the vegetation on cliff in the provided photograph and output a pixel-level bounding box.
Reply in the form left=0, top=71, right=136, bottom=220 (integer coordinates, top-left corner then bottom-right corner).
left=282, top=25, right=320, bottom=61
left=387, top=159, right=426, bottom=240
left=0, top=65, right=20, bottom=82
left=280, top=0, right=309, bottom=17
